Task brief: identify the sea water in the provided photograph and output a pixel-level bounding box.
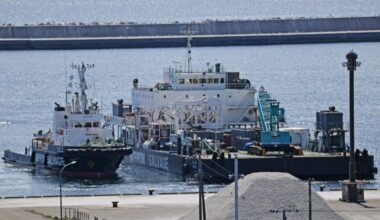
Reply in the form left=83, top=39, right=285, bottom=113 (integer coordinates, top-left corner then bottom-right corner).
left=0, top=0, right=380, bottom=196
left=0, top=43, right=379, bottom=196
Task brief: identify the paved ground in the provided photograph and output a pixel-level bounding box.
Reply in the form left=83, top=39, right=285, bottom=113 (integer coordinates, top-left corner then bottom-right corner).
left=0, top=193, right=208, bottom=220
left=0, top=191, right=380, bottom=220
left=319, top=190, right=380, bottom=220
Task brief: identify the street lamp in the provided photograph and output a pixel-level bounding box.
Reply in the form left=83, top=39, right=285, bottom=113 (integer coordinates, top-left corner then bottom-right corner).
left=341, top=51, right=362, bottom=202
left=60, top=161, right=77, bottom=220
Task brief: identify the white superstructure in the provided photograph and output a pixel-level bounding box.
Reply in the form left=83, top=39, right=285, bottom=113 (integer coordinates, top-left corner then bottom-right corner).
left=131, top=37, right=257, bottom=131
left=44, top=63, right=115, bottom=147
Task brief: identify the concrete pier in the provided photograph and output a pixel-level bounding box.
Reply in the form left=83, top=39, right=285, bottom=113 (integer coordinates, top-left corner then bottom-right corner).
left=1, top=191, right=380, bottom=220
left=0, top=16, right=380, bottom=50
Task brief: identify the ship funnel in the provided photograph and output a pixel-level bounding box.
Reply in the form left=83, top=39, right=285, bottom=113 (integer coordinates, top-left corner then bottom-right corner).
left=215, top=63, right=221, bottom=73
left=133, top=79, right=139, bottom=89
left=117, top=99, right=124, bottom=105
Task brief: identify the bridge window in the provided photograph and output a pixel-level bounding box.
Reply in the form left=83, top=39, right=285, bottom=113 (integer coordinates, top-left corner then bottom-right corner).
left=178, top=79, right=185, bottom=84
left=93, top=122, right=99, bottom=127
left=199, top=78, right=206, bottom=84
left=207, top=78, right=213, bottom=83
left=213, top=78, right=219, bottom=83
left=84, top=122, right=92, bottom=128
left=220, top=78, right=225, bottom=83
left=193, top=78, right=198, bottom=84
left=75, top=122, right=83, bottom=128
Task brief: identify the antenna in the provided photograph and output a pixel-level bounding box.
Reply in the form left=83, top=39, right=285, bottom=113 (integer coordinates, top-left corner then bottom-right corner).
left=180, top=28, right=197, bottom=73
left=64, top=55, right=68, bottom=108
left=71, top=62, right=95, bottom=113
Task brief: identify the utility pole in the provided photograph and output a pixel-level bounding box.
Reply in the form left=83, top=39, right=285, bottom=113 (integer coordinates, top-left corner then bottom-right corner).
left=202, top=179, right=206, bottom=220
left=198, top=154, right=206, bottom=220
left=342, top=50, right=361, bottom=202
left=282, top=210, right=287, bottom=220
left=198, top=155, right=202, bottom=220
left=308, top=178, right=312, bottom=220
left=234, top=154, right=239, bottom=220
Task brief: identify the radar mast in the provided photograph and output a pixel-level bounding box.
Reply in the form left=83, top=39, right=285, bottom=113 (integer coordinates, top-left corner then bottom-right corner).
left=180, top=29, right=197, bottom=73
left=70, top=62, right=95, bottom=113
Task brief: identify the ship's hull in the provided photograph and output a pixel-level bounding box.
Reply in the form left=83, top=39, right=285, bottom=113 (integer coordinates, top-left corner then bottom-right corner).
left=124, top=147, right=377, bottom=183
left=3, top=145, right=132, bottom=178
left=123, top=147, right=189, bottom=176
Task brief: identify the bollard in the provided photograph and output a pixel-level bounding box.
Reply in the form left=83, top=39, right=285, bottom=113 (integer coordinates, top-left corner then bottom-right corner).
left=112, top=201, right=119, bottom=208
left=148, top=189, right=155, bottom=195
left=319, top=185, right=325, bottom=192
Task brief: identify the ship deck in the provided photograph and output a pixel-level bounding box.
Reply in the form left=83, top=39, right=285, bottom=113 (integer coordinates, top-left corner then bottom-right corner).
left=198, top=150, right=345, bottom=160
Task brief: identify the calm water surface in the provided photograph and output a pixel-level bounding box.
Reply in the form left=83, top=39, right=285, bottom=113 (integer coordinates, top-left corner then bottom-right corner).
left=0, top=0, right=379, bottom=25
left=0, top=42, right=379, bottom=196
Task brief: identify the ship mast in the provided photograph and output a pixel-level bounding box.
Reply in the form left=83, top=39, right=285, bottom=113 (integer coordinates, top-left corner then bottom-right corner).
left=71, top=62, right=94, bottom=113
left=64, top=56, right=68, bottom=109
left=181, top=29, right=197, bottom=73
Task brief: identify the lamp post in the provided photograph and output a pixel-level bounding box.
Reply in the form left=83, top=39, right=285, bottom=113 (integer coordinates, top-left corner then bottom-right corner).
left=60, top=161, right=77, bottom=220
left=342, top=50, right=361, bottom=202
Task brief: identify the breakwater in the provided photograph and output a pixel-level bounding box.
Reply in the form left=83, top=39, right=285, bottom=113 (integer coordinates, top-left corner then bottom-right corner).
left=0, top=16, right=379, bottom=50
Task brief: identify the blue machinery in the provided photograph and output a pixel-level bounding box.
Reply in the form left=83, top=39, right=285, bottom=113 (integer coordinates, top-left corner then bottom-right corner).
left=256, top=87, right=291, bottom=153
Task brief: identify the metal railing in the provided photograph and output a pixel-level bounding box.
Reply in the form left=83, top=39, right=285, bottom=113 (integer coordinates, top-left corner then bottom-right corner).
left=225, top=82, right=251, bottom=89
left=64, top=208, right=107, bottom=220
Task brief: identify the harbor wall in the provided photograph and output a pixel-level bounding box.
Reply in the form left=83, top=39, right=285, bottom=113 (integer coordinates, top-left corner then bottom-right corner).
left=1, top=31, right=379, bottom=50
left=0, top=16, right=379, bottom=50
left=1, top=16, right=380, bottom=38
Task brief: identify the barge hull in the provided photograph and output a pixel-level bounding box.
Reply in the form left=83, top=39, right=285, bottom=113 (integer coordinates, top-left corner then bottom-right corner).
left=124, top=149, right=376, bottom=182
